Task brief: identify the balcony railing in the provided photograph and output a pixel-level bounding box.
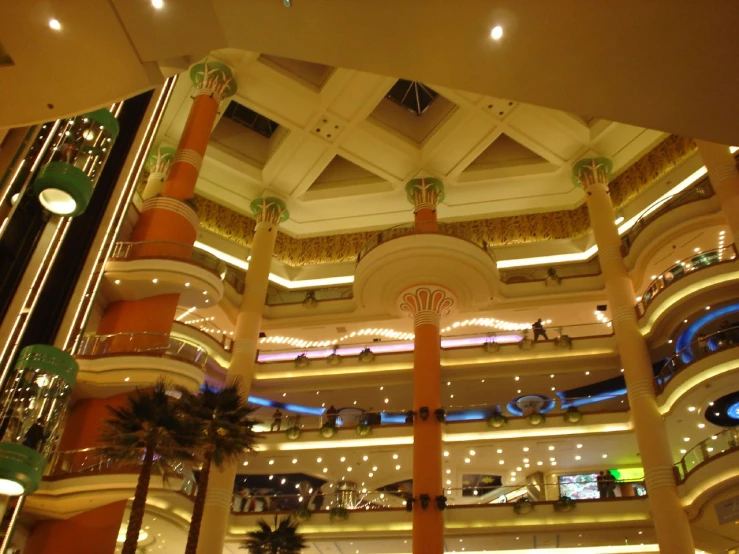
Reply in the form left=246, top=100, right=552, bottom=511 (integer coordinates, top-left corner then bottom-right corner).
left=76, top=332, right=211, bottom=370
left=620, top=179, right=715, bottom=258
left=261, top=392, right=629, bottom=434
left=675, top=427, right=739, bottom=482
left=110, top=241, right=226, bottom=279
left=223, top=266, right=353, bottom=306
left=257, top=321, right=613, bottom=362
left=636, top=245, right=737, bottom=316
left=356, top=221, right=495, bottom=264
left=655, top=325, right=739, bottom=393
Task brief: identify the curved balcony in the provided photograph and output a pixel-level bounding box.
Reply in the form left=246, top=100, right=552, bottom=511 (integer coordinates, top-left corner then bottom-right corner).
left=637, top=245, right=737, bottom=317
left=620, top=179, right=715, bottom=258
left=356, top=220, right=494, bottom=264
left=110, top=240, right=226, bottom=279
left=73, top=332, right=213, bottom=392
left=676, top=427, right=739, bottom=482
left=103, top=241, right=226, bottom=307
left=655, top=325, right=739, bottom=393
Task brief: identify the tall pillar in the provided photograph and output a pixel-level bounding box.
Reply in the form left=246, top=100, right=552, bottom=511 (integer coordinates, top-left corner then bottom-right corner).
left=406, top=177, right=444, bottom=233
left=98, top=60, right=236, bottom=336
left=696, top=141, right=739, bottom=247
left=399, top=286, right=455, bottom=554
left=141, top=146, right=176, bottom=200
left=573, top=159, right=695, bottom=553
left=195, top=197, right=288, bottom=554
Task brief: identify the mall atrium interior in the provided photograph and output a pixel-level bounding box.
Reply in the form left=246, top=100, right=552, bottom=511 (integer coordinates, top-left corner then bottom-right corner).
left=0, top=1, right=739, bottom=553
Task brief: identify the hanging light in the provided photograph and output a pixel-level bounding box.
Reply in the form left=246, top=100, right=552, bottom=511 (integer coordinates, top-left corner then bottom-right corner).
left=32, top=108, right=119, bottom=216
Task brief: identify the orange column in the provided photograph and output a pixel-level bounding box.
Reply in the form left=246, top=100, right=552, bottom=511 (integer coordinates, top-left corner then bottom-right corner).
left=406, top=177, right=443, bottom=233
left=399, top=286, right=455, bottom=554
left=24, top=501, right=127, bottom=554
left=696, top=141, right=739, bottom=247
left=98, top=60, right=236, bottom=337
left=573, top=159, right=695, bottom=554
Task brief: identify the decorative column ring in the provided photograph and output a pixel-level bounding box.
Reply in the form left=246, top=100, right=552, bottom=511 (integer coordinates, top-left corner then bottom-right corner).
left=399, top=286, right=456, bottom=328
left=250, top=196, right=290, bottom=227
left=405, top=178, right=445, bottom=213
left=572, top=157, right=613, bottom=195
left=189, top=60, right=238, bottom=103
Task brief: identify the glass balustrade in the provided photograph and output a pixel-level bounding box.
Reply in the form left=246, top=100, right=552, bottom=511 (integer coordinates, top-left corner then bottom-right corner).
left=76, top=332, right=210, bottom=369
left=110, top=241, right=226, bottom=279
left=675, top=427, right=739, bottom=481
left=637, top=245, right=737, bottom=316
left=656, top=325, right=739, bottom=392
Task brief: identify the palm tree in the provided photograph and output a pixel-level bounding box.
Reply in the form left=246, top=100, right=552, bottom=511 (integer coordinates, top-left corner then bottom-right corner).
left=99, top=380, right=198, bottom=554
left=178, top=383, right=261, bottom=554
left=241, top=516, right=307, bottom=554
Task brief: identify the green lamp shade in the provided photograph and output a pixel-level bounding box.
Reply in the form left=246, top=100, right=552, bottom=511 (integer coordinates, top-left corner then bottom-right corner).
left=0, top=443, right=46, bottom=496
left=14, top=344, right=79, bottom=387
left=83, top=108, right=120, bottom=140
left=32, top=162, right=93, bottom=217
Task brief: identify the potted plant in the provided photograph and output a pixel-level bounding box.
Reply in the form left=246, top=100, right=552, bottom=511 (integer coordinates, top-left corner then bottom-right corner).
left=293, top=505, right=312, bottom=522
left=356, top=423, right=372, bottom=436
left=285, top=426, right=302, bottom=440
left=513, top=497, right=533, bottom=515
left=320, top=423, right=337, bottom=438
left=563, top=406, right=582, bottom=423
left=553, top=495, right=576, bottom=512
left=555, top=334, right=572, bottom=349
left=294, top=353, right=309, bottom=368
left=329, top=506, right=349, bottom=522
left=327, top=347, right=342, bottom=366
left=528, top=412, right=546, bottom=426
left=358, top=347, right=375, bottom=363
left=483, top=340, right=500, bottom=353
left=519, top=330, right=534, bottom=350
left=487, top=412, right=508, bottom=428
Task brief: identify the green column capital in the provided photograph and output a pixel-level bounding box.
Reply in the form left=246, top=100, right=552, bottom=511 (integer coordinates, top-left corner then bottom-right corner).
left=190, top=60, right=237, bottom=102
left=405, top=177, right=445, bottom=212
left=146, top=146, right=176, bottom=175
left=250, top=196, right=289, bottom=226
left=572, top=157, right=613, bottom=193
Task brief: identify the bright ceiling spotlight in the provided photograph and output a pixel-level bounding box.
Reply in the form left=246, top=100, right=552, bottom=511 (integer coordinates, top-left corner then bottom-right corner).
left=490, top=25, right=503, bottom=40
left=152, top=0, right=164, bottom=8
left=49, top=19, right=62, bottom=30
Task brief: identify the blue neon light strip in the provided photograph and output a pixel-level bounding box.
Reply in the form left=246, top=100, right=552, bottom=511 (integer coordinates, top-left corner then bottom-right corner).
left=247, top=396, right=325, bottom=416
left=676, top=303, right=739, bottom=364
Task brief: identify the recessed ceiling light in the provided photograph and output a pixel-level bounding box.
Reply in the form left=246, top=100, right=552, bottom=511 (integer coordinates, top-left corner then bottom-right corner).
left=152, top=0, right=164, bottom=8
left=362, top=455, right=368, bottom=461
left=395, top=465, right=401, bottom=470
left=498, top=460, right=504, bottom=465
left=522, top=447, right=529, bottom=452
left=548, top=446, right=555, bottom=451
left=698, top=423, right=705, bottom=429
left=464, top=458, right=471, bottom=463
left=576, top=444, right=583, bottom=449
left=514, top=376, right=520, bottom=381
left=114, top=279, right=121, bottom=285
left=394, top=453, right=400, bottom=459
left=490, top=25, right=503, bottom=40
left=316, top=457, right=322, bottom=463
left=152, top=278, right=158, bottom=284
left=340, top=457, right=346, bottom=462
left=688, top=406, right=696, bottom=412
left=185, top=282, right=190, bottom=287
left=49, top=19, right=62, bottom=30
left=469, top=450, right=476, bottom=456
left=575, top=455, right=581, bottom=460
left=292, top=458, right=297, bottom=464
left=683, top=437, right=690, bottom=442
left=602, top=454, right=607, bottom=458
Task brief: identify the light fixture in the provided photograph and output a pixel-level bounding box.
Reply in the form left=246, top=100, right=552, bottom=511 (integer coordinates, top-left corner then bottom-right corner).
left=490, top=25, right=503, bottom=40
left=114, top=279, right=121, bottom=285
left=48, top=19, right=62, bottom=30
left=185, top=282, right=190, bottom=287
left=576, top=444, right=583, bottom=449
left=152, top=0, right=164, bottom=8
left=688, top=406, right=696, bottom=412
left=152, top=278, right=158, bottom=284
left=614, top=216, right=625, bottom=225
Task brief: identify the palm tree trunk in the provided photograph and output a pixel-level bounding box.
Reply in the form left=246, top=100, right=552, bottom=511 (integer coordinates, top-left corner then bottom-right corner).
left=184, top=450, right=213, bottom=554
left=122, top=446, right=155, bottom=554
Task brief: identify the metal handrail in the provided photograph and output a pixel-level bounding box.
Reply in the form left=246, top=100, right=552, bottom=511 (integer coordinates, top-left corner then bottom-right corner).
left=675, top=427, right=739, bottom=482
left=110, top=240, right=226, bottom=279
left=76, top=331, right=210, bottom=369
left=356, top=221, right=495, bottom=264
left=655, top=325, right=739, bottom=392
left=620, top=179, right=714, bottom=257
left=636, top=245, right=737, bottom=316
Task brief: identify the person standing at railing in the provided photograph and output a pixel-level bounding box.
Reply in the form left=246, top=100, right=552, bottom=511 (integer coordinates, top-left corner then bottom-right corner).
left=270, top=409, right=283, bottom=432
left=696, top=333, right=709, bottom=356
left=532, top=319, right=549, bottom=341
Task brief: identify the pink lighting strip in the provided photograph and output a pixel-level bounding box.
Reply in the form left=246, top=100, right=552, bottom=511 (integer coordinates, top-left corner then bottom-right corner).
left=256, top=334, right=522, bottom=363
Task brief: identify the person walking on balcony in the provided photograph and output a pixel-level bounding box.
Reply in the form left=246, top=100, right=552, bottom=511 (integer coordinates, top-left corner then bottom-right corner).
left=271, top=409, right=283, bottom=432
left=604, top=470, right=617, bottom=498
left=532, top=319, right=549, bottom=341
left=326, top=405, right=339, bottom=426
left=596, top=471, right=605, bottom=499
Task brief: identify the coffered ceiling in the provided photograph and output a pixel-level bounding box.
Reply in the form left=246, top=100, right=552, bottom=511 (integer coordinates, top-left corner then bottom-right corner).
left=156, top=51, right=665, bottom=237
